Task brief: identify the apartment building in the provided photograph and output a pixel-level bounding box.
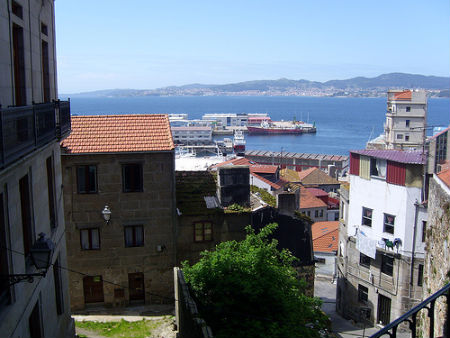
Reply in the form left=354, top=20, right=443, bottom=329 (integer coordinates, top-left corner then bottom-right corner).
left=336, top=149, right=427, bottom=327
left=0, top=1, right=74, bottom=337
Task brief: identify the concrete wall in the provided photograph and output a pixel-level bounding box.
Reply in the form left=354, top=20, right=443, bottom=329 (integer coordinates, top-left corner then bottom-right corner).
left=0, top=142, right=74, bottom=337
left=0, top=0, right=58, bottom=106
left=62, top=151, right=177, bottom=309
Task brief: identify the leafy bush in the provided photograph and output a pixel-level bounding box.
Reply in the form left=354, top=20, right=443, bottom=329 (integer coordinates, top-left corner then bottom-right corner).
left=182, top=224, right=328, bottom=338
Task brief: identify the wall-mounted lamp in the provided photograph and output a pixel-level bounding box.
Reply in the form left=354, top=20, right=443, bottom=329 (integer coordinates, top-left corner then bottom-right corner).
left=102, top=205, right=111, bottom=224
left=2, top=233, right=54, bottom=286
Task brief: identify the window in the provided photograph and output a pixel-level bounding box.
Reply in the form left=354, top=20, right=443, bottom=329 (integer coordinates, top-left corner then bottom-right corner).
left=46, top=157, right=56, bottom=228
left=53, top=257, right=64, bottom=315
left=0, top=193, right=11, bottom=307
left=12, top=1, right=23, bottom=19
left=362, top=207, right=372, bottom=227
left=405, top=120, right=410, bottom=127
left=396, top=134, right=403, bottom=140
left=422, top=221, right=427, bottom=242
left=194, top=222, right=212, bottom=242
left=406, top=106, right=411, bottom=112
left=13, top=23, right=26, bottom=105
left=80, top=228, right=100, bottom=250
left=319, top=209, right=324, bottom=217
left=41, top=40, right=50, bottom=102
left=381, top=254, right=394, bottom=276
left=358, top=284, right=368, bottom=303
left=29, top=301, right=42, bottom=338
left=20, top=175, right=33, bottom=257
left=41, top=23, right=48, bottom=35
left=315, top=210, right=319, bottom=218
left=383, top=214, right=395, bottom=234
left=370, top=158, right=386, bottom=178
left=418, top=264, right=424, bottom=286
left=122, top=164, right=143, bottom=192
left=77, top=165, right=97, bottom=194
left=124, top=225, right=144, bottom=247
left=360, top=253, right=371, bottom=268
left=405, top=135, right=410, bottom=141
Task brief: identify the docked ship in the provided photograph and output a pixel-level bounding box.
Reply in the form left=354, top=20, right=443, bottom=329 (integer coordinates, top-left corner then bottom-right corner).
left=247, top=119, right=316, bottom=135
left=233, top=130, right=246, bottom=155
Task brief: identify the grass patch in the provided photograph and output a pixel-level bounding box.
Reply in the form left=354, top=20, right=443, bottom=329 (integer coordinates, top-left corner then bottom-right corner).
left=76, top=319, right=160, bottom=338
left=251, top=185, right=276, bottom=207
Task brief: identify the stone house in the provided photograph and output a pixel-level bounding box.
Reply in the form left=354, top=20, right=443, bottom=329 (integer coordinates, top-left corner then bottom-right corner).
left=421, top=168, right=450, bottom=337
left=298, top=187, right=328, bottom=222
left=61, top=115, right=177, bottom=310
left=0, top=1, right=74, bottom=337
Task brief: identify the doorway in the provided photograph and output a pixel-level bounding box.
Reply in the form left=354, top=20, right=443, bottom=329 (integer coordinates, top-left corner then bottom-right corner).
left=83, top=276, right=104, bottom=304
left=377, top=294, right=391, bottom=325
left=128, top=272, right=145, bottom=302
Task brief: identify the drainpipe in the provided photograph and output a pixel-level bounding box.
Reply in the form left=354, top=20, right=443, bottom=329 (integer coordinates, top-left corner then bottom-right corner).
left=410, top=200, right=420, bottom=294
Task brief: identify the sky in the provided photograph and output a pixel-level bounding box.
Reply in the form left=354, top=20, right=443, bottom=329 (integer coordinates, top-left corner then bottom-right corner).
left=55, top=0, right=450, bottom=94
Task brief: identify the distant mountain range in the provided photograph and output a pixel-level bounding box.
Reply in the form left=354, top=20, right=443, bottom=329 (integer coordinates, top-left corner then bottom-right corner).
left=63, top=73, right=450, bottom=98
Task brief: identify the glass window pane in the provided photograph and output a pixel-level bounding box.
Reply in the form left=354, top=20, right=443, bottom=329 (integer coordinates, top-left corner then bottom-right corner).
left=81, top=230, right=89, bottom=249
left=125, top=227, right=133, bottom=247
left=135, top=226, right=144, bottom=246
left=91, top=229, right=99, bottom=249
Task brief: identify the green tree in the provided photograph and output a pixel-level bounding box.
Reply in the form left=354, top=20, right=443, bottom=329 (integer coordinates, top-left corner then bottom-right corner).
left=182, top=224, right=329, bottom=338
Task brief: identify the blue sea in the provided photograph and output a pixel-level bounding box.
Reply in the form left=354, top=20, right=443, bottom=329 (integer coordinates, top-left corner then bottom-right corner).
left=64, top=96, right=450, bottom=156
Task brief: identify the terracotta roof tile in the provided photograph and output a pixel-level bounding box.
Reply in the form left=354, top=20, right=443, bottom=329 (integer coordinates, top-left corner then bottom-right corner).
left=280, top=168, right=301, bottom=182
left=297, top=167, right=340, bottom=185
left=61, top=115, right=174, bottom=154
left=299, top=187, right=327, bottom=209
left=251, top=173, right=282, bottom=190
left=437, top=168, right=450, bottom=188
left=393, top=90, right=412, bottom=100
left=307, top=188, right=328, bottom=197
left=249, top=165, right=278, bottom=174
left=311, top=221, right=339, bottom=253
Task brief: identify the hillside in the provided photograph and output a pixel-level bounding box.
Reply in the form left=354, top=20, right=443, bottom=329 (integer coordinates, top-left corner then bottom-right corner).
left=63, top=73, right=450, bottom=98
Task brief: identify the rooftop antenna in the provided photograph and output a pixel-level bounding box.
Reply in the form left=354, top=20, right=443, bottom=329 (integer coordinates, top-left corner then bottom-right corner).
left=367, top=126, right=374, bottom=144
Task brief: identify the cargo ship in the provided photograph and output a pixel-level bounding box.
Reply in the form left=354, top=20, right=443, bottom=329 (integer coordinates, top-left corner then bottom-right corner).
left=247, top=119, right=316, bottom=135
left=233, top=130, right=246, bottom=155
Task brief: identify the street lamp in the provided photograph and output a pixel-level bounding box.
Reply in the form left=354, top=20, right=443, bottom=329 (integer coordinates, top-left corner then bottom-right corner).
left=102, top=205, right=111, bottom=224
left=2, top=233, right=54, bottom=286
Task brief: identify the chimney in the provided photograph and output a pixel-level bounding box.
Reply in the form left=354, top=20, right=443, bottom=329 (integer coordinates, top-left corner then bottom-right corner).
left=277, top=193, right=297, bottom=216
left=217, top=166, right=250, bottom=207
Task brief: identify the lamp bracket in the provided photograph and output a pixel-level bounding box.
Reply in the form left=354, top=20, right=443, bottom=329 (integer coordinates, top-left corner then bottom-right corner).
left=1, top=272, right=46, bottom=287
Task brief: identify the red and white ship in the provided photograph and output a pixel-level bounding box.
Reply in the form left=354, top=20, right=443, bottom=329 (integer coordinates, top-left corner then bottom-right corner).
left=233, top=130, right=246, bottom=154
left=247, top=119, right=316, bottom=135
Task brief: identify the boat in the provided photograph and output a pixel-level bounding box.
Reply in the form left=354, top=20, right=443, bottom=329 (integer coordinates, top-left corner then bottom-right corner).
left=246, top=119, right=316, bottom=135
left=233, top=130, right=246, bottom=155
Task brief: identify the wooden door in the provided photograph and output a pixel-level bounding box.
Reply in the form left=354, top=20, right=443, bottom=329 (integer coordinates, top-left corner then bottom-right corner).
left=128, top=272, right=145, bottom=302
left=377, top=294, right=391, bottom=325
left=83, top=276, right=104, bottom=303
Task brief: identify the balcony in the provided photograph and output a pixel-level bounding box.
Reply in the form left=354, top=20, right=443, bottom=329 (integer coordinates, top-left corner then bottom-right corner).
left=370, top=282, right=450, bottom=338
left=0, top=100, right=71, bottom=168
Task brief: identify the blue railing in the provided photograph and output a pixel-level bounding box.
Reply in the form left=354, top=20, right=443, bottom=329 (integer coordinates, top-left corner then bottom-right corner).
left=0, top=100, right=70, bottom=168
left=370, top=283, right=450, bottom=338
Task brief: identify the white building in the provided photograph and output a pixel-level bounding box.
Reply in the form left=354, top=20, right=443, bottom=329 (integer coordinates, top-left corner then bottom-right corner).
left=171, top=126, right=213, bottom=144
left=367, top=90, right=427, bottom=150
left=0, top=1, right=74, bottom=337
left=202, top=113, right=267, bottom=128
left=337, top=149, right=427, bottom=327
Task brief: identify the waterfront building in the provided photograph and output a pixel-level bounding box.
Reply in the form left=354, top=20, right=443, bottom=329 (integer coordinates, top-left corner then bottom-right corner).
left=336, top=149, right=427, bottom=327
left=0, top=1, right=74, bottom=336
left=60, top=115, right=177, bottom=310
left=202, top=113, right=267, bottom=128
left=367, top=90, right=427, bottom=150
left=171, top=126, right=213, bottom=144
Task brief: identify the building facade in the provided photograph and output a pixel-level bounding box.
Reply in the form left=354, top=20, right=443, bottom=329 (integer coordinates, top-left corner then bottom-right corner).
left=0, top=1, right=74, bottom=337
left=337, top=150, right=427, bottom=327
left=61, top=115, right=177, bottom=310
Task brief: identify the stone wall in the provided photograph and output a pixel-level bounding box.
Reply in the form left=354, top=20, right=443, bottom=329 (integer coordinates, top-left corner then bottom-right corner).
left=63, top=152, right=176, bottom=310
left=421, top=176, right=450, bottom=337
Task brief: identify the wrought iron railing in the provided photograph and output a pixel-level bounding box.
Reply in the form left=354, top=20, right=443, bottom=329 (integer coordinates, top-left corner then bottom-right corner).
left=370, top=283, right=450, bottom=338
left=0, top=100, right=70, bottom=168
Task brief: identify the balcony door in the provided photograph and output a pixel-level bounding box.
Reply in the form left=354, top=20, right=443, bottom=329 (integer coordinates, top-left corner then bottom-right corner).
left=128, top=272, right=145, bottom=302
left=377, top=294, right=391, bottom=325
left=83, top=276, right=104, bottom=304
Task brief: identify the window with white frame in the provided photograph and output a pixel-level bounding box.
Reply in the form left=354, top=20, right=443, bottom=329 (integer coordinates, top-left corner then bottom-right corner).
left=383, top=213, right=395, bottom=234
left=362, top=207, right=372, bottom=227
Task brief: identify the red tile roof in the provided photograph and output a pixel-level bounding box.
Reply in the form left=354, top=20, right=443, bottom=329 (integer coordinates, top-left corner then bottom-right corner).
left=393, top=90, right=412, bottom=100
left=297, top=167, right=316, bottom=181
left=250, top=165, right=279, bottom=174
left=437, top=168, right=450, bottom=188
left=307, top=188, right=329, bottom=197
left=350, top=149, right=425, bottom=164
left=299, top=187, right=327, bottom=209
left=61, top=115, right=174, bottom=154
left=312, top=221, right=339, bottom=253
left=297, top=167, right=340, bottom=185
left=212, top=157, right=252, bottom=168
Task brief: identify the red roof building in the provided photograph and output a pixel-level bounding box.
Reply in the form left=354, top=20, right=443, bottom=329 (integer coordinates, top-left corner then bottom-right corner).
left=311, top=221, right=339, bottom=253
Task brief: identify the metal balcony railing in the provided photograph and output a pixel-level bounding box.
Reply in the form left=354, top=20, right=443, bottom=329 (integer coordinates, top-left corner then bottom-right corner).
left=370, top=283, right=450, bottom=338
left=0, top=100, right=70, bottom=168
